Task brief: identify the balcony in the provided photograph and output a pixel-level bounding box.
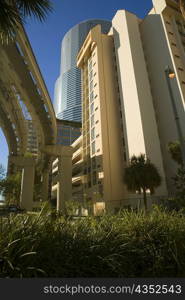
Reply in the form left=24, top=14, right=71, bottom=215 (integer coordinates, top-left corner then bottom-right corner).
left=72, top=176, right=82, bottom=185
left=72, top=147, right=82, bottom=164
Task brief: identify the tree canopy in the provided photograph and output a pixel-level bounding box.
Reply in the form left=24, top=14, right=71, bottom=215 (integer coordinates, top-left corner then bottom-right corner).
left=168, top=140, right=185, bottom=202
left=124, top=154, right=162, bottom=211
left=0, top=172, right=22, bottom=205
left=0, top=0, right=53, bottom=43
left=168, top=141, right=182, bottom=166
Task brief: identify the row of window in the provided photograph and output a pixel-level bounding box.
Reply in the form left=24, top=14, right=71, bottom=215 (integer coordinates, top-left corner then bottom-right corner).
left=166, top=19, right=185, bottom=82
left=88, top=56, right=100, bottom=156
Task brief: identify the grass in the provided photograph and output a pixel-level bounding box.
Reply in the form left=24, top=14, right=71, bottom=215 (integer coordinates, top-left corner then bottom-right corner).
left=1, top=206, right=185, bottom=277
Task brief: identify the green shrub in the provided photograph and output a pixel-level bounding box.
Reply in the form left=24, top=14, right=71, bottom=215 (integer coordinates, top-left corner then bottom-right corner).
left=1, top=206, right=185, bottom=277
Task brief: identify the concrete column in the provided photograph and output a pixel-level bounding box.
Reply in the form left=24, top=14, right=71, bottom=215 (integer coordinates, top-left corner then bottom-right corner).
left=41, top=171, right=49, bottom=202
left=57, top=153, right=72, bottom=213
left=43, top=145, right=73, bottom=213
left=20, top=157, right=35, bottom=211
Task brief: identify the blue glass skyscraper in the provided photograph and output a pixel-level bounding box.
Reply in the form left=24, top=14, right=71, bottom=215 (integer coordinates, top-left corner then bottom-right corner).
left=54, top=19, right=111, bottom=122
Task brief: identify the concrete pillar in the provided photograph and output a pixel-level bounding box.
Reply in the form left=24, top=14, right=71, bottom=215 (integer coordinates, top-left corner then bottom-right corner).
left=7, top=156, right=35, bottom=210
left=57, top=153, right=72, bottom=213
left=43, top=145, right=73, bottom=213
left=41, top=171, right=49, bottom=202
left=20, top=157, right=35, bottom=211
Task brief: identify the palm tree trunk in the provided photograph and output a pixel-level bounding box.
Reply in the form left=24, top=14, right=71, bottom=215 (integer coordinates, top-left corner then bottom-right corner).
left=143, top=188, right=147, bottom=212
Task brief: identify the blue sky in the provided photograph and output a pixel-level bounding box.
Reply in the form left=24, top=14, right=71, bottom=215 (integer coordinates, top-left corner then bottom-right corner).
left=0, top=0, right=153, bottom=169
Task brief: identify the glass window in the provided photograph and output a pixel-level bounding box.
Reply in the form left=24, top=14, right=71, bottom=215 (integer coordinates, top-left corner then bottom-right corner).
left=88, top=181, right=91, bottom=188
left=90, top=103, right=94, bottom=114
left=91, top=115, right=94, bottom=127
left=98, top=172, right=104, bottom=179
left=89, top=70, right=93, bottom=81
left=93, top=171, right=97, bottom=185
left=92, top=157, right=96, bottom=169
left=90, top=80, right=93, bottom=92
left=91, top=127, right=95, bottom=141
left=62, top=129, right=70, bottom=136
left=89, top=59, right=92, bottom=70
left=90, top=91, right=94, bottom=102
left=92, top=141, right=95, bottom=155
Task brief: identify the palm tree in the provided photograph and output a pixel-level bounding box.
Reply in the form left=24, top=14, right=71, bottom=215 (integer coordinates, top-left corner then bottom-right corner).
left=0, top=0, right=53, bottom=44
left=168, top=141, right=182, bottom=166
left=168, top=141, right=185, bottom=201
left=124, top=154, right=162, bottom=211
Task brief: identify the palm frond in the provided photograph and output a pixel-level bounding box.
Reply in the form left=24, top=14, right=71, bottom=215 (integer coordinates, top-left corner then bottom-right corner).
left=0, top=1, right=21, bottom=43
left=0, top=0, right=53, bottom=44
left=16, top=0, right=53, bottom=22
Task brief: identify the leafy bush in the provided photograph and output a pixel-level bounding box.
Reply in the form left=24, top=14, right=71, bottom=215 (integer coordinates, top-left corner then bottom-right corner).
left=1, top=206, right=185, bottom=277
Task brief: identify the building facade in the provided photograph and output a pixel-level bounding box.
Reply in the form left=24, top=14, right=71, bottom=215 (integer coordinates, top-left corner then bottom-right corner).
left=52, top=0, right=185, bottom=214
left=54, top=19, right=112, bottom=122
left=56, top=119, right=81, bottom=146
left=74, top=0, right=185, bottom=213
left=140, top=0, right=185, bottom=192
left=77, top=25, right=130, bottom=213
left=26, top=120, right=38, bottom=155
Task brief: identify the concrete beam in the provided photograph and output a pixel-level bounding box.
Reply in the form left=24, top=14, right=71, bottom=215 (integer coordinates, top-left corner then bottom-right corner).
left=20, top=162, right=35, bottom=211
left=43, top=145, right=73, bottom=157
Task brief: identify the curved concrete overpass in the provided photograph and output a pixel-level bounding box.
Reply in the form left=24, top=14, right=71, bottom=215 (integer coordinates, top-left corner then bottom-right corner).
left=0, top=25, right=58, bottom=209
left=0, top=25, right=57, bottom=156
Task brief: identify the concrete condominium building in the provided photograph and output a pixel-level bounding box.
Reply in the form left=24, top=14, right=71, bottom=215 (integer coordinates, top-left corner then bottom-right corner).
left=72, top=0, right=185, bottom=213
left=26, top=120, right=38, bottom=155
left=77, top=25, right=127, bottom=214
left=140, top=0, right=185, bottom=192
left=52, top=0, right=185, bottom=214
left=56, top=119, right=81, bottom=146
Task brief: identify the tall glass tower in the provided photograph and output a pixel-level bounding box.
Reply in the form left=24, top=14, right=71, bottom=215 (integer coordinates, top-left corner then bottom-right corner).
left=54, top=19, right=112, bottom=122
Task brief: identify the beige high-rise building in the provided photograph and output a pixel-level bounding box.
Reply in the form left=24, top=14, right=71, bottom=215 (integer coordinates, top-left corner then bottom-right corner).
left=140, top=0, right=185, bottom=192
left=52, top=0, right=185, bottom=214
left=112, top=9, right=168, bottom=198
left=77, top=25, right=127, bottom=214
left=75, top=0, right=185, bottom=213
